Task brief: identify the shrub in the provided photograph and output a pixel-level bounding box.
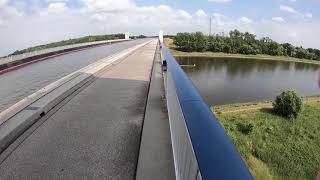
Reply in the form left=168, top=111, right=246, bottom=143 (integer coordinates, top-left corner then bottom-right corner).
left=237, top=122, right=254, bottom=135
left=222, top=44, right=231, bottom=53
left=272, top=90, right=303, bottom=118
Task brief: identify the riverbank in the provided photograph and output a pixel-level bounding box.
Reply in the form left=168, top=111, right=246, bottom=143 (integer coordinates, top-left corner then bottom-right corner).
left=164, top=38, right=320, bottom=65
left=213, top=95, right=320, bottom=115
left=212, top=97, right=320, bottom=180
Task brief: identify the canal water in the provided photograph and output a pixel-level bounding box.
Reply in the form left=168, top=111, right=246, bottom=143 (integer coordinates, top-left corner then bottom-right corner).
left=177, top=57, right=320, bottom=106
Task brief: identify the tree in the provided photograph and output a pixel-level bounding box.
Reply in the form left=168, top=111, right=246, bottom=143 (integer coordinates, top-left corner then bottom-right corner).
left=295, top=47, right=308, bottom=59
left=173, top=32, right=191, bottom=51
left=172, top=30, right=320, bottom=61
left=243, top=32, right=257, bottom=46
left=273, top=90, right=303, bottom=119
left=222, top=44, right=231, bottom=53
left=282, top=43, right=296, bottom=57
left=173, top=32, right=208, bottom=52
left=265, top=41, right=284, bottom=56
left=238, top=44, right=254, bottom=54
left=193, top=32, right=208, bottom=52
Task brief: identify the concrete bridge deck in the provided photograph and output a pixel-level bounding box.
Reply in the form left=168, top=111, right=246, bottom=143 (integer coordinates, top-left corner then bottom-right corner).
left=0, top=40, right=175, bottom=179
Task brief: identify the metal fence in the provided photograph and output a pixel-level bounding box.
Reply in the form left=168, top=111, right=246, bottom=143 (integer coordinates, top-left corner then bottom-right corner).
left=161, top=42, right=253, bottom=180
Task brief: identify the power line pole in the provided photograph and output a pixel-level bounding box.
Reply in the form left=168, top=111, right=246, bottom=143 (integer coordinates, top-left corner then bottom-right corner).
left=209, top=16, right=212, bottom=36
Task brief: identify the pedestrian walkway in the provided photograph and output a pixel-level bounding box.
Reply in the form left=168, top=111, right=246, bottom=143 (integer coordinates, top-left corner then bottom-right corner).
left=136, top=42, right=175, bottom=180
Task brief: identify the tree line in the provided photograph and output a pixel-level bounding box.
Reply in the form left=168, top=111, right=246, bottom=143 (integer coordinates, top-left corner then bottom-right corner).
left=173, top=30, right=320, bottom=60
left=10, top=34, right=125, bottom=56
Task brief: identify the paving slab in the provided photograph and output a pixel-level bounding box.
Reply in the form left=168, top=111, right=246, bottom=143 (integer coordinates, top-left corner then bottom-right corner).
left=0, top=40, right=157, bottom=179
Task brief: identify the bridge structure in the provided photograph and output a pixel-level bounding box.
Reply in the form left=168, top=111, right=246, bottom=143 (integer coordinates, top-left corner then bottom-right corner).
left=0, top=35, right=253, bottom=179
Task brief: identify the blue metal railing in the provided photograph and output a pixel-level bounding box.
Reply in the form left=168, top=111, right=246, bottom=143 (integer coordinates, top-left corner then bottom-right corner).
left=161, top=42, right=253, bottom=180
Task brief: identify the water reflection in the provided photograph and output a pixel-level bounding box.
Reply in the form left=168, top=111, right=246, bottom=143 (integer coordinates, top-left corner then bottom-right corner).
left=177, top=57, right=320, bottom=105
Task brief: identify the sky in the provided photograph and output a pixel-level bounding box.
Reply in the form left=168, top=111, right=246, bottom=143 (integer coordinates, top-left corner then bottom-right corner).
left=0, top=0, right=319, bottom=56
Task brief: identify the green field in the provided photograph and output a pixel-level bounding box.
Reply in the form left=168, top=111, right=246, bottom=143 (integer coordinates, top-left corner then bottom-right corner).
left=214, top=102, right=320, bottom=180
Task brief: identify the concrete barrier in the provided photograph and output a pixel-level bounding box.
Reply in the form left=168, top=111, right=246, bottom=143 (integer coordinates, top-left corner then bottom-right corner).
left=0, top=39, right=154, bottom=153
left=0, top=39, right=130, bottom=74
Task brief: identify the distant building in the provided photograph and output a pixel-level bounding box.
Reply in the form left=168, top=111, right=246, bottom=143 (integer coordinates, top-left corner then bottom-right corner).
left=125, top=32, right=130, bottom=40
left=159, top=30, right=164, bottom=43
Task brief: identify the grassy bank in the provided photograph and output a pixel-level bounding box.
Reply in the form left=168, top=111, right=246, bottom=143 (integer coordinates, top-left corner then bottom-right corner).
left=164, top=38, right=320, bottom=65
left=213, top=96, right=320, bottom=115
left=213, top=98, right=320, bottom=180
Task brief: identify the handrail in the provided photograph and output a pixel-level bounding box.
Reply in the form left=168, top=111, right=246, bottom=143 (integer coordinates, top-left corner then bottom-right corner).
left=161, top=42, right=253, bottom=180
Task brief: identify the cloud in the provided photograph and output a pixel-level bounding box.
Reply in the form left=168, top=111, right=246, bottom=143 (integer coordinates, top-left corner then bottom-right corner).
left=239, top=17, right=252, bottom=24
left=0, top=0, right=22, bottom=28
left=305, top=13, right=312, bottom=18
left=0, top=0, right=8, bottom=7
left=46, top=0, right=69, bottom=2
left=280, top=5, right=313, bottom=19
left=280, top=5, right=297, bottom=14
left=288, top=32, right=297, bottom=38
left=272, top=17, right=285, bottom=22
left=0, top=0, right=204, bottom=55
left=0, top=0, right=319, bottom=56
left=83, top=0, right=135, bottom=12
left=195, top=9, right=207, bottom=17
left=0, top=0, right=22, bottom=18
left=256, top=20, right=320, bottom=49
left=208, top=0, right=232, bottom=2
left=40, top=2, right=68, bottom=16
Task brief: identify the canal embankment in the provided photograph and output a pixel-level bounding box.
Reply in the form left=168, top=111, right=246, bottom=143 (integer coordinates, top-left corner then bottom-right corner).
left=213, top=98, right=320, bottom=180
left=212, top=95, right=320, bottom=114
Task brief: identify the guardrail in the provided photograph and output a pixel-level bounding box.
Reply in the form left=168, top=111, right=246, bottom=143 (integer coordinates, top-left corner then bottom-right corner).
left=161, top=42, right=253, bottom=180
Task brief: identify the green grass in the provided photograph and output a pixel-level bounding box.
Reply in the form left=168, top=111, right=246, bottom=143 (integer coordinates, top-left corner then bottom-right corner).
left=215, top=103, right=320, bottom=179
left=171, top=49, right=320, bottom=65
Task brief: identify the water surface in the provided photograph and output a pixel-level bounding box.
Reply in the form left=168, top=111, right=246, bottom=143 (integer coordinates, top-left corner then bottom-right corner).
left=177, top=57, right=320, bottom=105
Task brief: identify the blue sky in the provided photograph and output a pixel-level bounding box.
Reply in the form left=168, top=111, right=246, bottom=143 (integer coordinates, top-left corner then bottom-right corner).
left=0, top=0, right=319, bottom=56
left=134, top=0, right=319, bottom=19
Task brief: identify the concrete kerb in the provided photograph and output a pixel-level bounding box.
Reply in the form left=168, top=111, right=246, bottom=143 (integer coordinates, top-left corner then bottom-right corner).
left=0, top=39, right=154, bottom=153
